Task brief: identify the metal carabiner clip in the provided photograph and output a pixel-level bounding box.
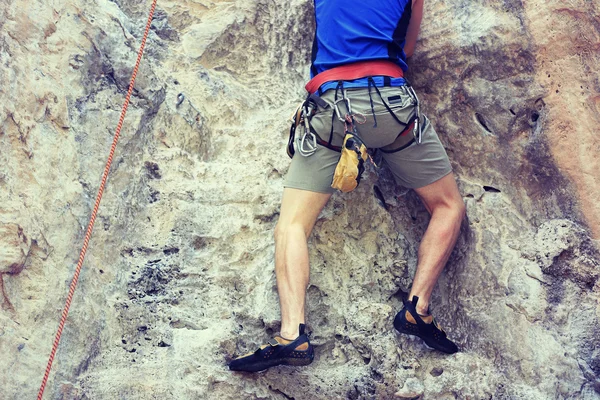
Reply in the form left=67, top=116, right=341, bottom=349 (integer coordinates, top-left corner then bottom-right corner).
left=407, top=86, right=423, bottom=145
left=412, top=116, right=422, bottom=145
left=297, top=106, right=318, bottom=157
left=333, top=90, right=352, bottom=122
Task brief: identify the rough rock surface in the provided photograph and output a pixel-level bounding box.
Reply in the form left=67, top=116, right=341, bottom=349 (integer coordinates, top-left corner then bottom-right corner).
left=1, top=0, right=599, bottom=399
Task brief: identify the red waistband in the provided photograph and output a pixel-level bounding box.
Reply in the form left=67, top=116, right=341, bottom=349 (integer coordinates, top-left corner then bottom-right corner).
left=305, top=61, right=405, bottom=94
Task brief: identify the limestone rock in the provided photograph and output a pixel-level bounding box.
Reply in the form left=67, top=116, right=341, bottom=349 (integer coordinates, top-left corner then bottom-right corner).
left=0, top=0, right=599, bottom=399
left=395, top=377, right=424, bottom=399
left=0, top=223, right=30, bottom=275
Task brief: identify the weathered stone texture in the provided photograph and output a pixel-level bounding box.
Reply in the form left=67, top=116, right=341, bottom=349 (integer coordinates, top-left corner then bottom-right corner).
left=0, top=0, right=599, bottom=399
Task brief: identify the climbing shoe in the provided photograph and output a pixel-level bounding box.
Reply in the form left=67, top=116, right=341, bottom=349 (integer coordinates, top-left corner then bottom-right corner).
left=394, top=296, right=458, bottom=354
left=228, top=324, right=314, bottom=372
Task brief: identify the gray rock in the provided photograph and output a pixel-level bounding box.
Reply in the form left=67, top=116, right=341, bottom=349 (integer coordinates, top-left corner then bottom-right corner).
left=395, top=377, right=424, bottom=399
left=0, top=0, right=599, bottom=399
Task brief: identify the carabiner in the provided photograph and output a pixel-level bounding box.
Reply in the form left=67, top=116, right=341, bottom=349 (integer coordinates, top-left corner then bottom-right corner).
left=412, top=116, right=422, bottom=145
left=333, top=90, right=352, bottom=122
left=407, top=86, right=423, bottom=144
left=298, top=130, right=317, bottom=157
left=297, top=107, right=318, bottom=157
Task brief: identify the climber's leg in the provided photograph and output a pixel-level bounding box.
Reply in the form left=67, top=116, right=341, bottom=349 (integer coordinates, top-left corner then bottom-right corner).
left=393, top=173, right=464, bottom=354
left=274, top=188, right=332, bottom=339
left=408, top=172, right=465, bottom=314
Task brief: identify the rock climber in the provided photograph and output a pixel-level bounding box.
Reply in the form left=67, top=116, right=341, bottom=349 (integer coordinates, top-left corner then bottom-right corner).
left=229, top=0, right=466, bottom=372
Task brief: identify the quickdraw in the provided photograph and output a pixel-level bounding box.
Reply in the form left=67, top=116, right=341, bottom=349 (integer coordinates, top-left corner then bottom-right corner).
left=287, top=94, right=340, bottom=158
left=298, top=98, right=318, bottom=157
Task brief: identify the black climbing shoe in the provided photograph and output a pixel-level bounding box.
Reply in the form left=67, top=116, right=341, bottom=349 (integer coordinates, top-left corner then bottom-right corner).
left=228, top=324, right=314, bottom=372
left=394, top=296, right=458, bottom=354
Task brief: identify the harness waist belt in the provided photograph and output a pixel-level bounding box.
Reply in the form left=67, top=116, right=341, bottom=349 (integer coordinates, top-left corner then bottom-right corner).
left=305, top=61, right=405, bottom=94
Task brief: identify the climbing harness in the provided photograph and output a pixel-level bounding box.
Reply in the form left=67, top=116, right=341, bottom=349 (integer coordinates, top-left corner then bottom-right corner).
left=305, top=60, right=405, bottom=94
left=367, top=77, right=422, bottom=145
left=288, top=60, right=426, bottom=193
left=37, top=0, right=158, bottom=398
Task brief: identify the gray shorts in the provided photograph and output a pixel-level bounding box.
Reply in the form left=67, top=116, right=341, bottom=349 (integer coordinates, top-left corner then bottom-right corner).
left=284, top=85, right=452, bottom=194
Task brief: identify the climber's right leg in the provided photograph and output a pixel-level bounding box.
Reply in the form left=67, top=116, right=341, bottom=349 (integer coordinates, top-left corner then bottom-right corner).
left=229, top=101, right=340, bottom=372
left=274, top=188, right=332, bottom=339
left=228, top=188, right=329, bottom=373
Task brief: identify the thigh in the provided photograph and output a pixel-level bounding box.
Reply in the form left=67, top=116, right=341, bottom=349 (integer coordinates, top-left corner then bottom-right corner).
left=277, top=188, right=332, bottom=237
left=381, top=114, right=452, bottom=189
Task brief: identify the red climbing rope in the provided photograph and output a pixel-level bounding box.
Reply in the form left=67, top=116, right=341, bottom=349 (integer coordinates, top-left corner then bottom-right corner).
left=37, top=0, right=158, bottom=398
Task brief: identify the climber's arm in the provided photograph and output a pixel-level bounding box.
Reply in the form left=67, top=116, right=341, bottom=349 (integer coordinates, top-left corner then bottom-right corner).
left=404, top=0, right=424, bottom=58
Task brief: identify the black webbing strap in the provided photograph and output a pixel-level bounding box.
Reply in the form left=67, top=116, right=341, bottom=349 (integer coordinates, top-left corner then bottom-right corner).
left=370, top=78, right=411, bottom=128
left=314, top=128, right=342, bottom=152
left=405, top=296, right=433, bottom=332
left=329, top=81, right=345, bottom=146
left=379, top=119, right=417, bottom=154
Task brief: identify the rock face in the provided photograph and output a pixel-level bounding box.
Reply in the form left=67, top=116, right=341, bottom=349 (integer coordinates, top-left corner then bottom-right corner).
left=0, top=223, right=31, bottom=312
left=1, top=0, right=599, bottom=399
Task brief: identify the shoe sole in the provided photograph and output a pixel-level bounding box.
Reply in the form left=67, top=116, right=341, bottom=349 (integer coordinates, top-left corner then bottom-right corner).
left=230, top=356, right=313, bottom=373
left=394, top=325, right=457, bottom=354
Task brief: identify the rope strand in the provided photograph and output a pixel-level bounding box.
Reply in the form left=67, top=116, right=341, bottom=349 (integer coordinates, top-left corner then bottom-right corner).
left=37, top=1, right=158, bottom=398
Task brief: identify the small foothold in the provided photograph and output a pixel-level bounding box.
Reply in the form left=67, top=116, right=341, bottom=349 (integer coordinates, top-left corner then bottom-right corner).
left=176, top=93, right=185, bottom=107
left=534, top=98, right=546, bottom=111
left=530, top=111, right=540, bottom=123
left=483, top=185, right=501, bottom=193
left=475, top=113, right=492, bottom=133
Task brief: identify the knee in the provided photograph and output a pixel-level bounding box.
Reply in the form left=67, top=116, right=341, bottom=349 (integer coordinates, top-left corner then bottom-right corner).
left=274, top=221, right=305, bottom=243
left=432, top=195, right=466, bottom=224
left=434, top=199, right=465, bottom=241
left=447, top=198, right=466, bottom=229
left=453, top=197, right=466, bottom=222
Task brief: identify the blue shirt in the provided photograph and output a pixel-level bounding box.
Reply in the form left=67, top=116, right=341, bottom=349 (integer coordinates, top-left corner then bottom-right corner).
left=311, top=0, right=412, bottom=91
